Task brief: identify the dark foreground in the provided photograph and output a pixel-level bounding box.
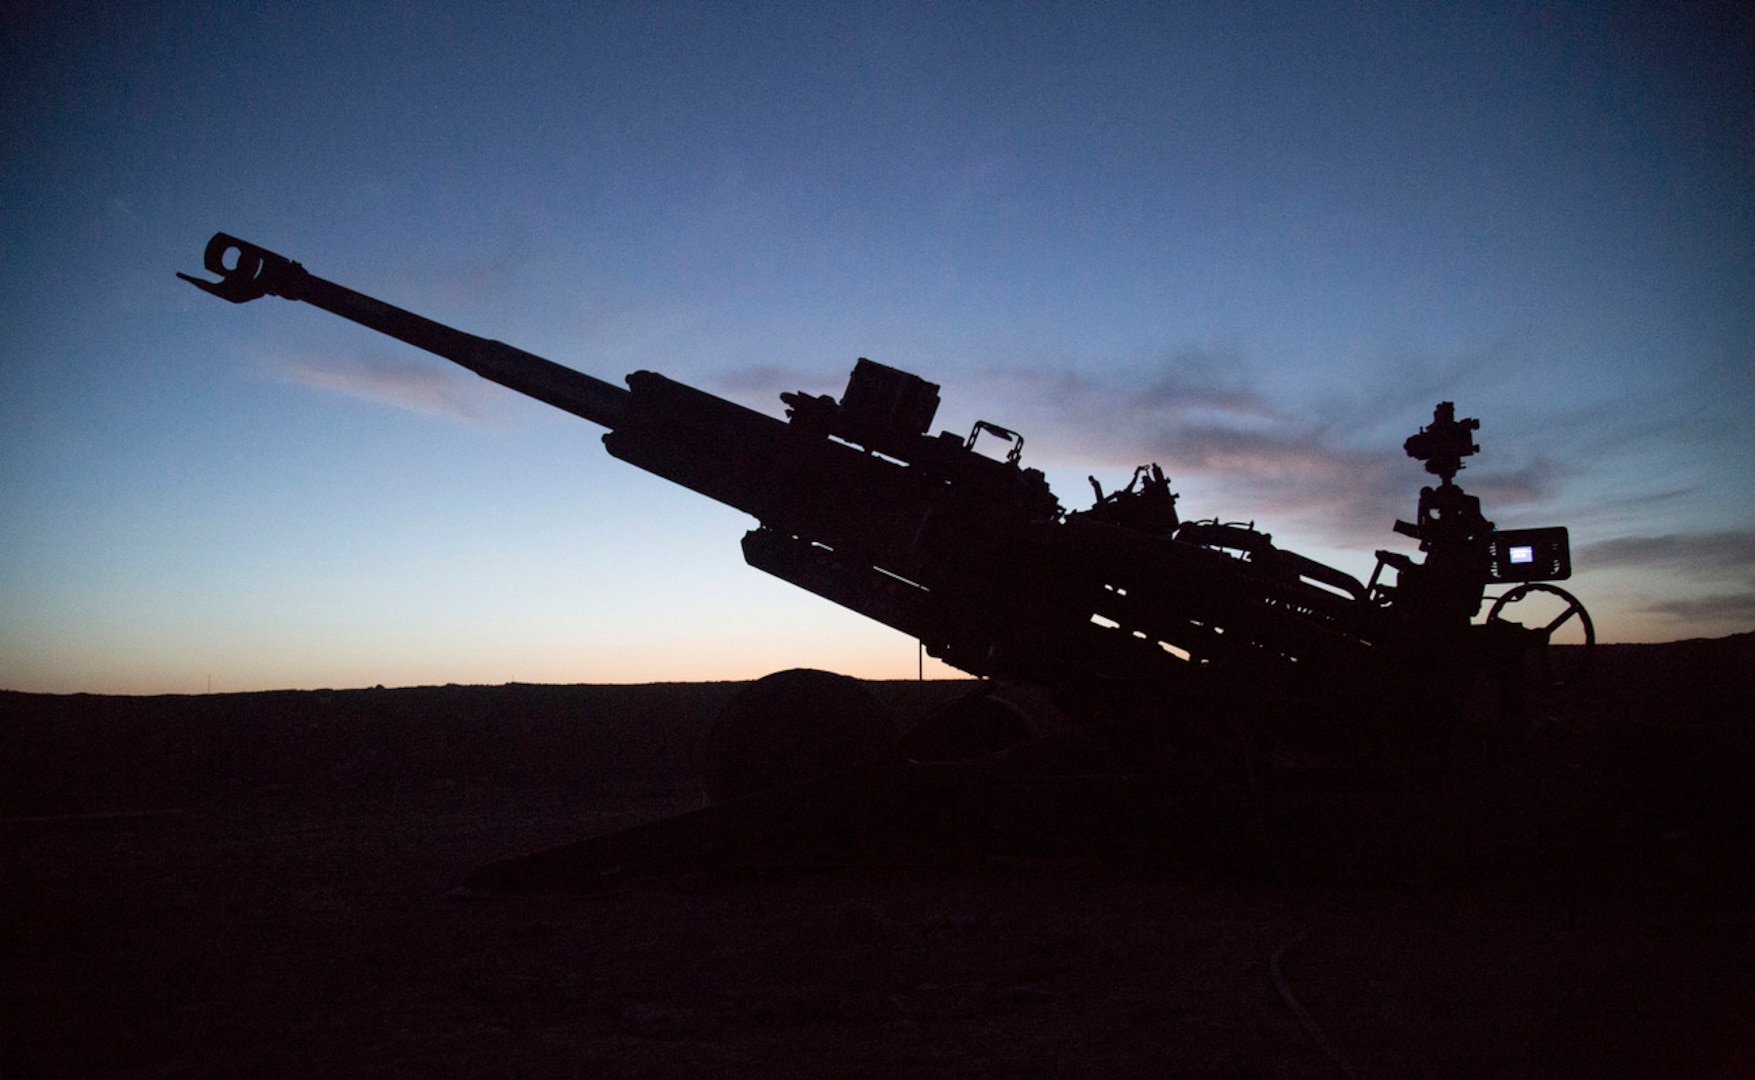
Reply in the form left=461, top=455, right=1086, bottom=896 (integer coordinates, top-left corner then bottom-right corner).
left=3, top=637, right=1752, bottom=1078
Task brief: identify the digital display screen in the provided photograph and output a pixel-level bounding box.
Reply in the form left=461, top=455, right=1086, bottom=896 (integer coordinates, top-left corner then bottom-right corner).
left=1489, top=527, right=1570, bottom=581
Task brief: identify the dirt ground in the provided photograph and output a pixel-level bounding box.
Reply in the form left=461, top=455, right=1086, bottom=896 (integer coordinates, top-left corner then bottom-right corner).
left=3, top=638, right=1752, bottom=1078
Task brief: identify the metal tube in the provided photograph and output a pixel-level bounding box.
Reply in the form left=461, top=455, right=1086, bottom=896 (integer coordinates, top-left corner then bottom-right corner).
left=181, top=233, right=629, bottom=429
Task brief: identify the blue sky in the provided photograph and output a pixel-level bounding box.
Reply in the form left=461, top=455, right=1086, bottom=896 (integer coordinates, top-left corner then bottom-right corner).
left=3, top=2, right=1751, bottom=693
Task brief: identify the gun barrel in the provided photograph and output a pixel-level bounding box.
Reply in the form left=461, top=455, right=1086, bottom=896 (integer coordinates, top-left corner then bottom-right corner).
left=179, top=233, right=628, bottom=428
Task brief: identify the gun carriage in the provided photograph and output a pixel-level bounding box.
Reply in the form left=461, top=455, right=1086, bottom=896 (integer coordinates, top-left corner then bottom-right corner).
left=183, top=233, right=1592, bottom=885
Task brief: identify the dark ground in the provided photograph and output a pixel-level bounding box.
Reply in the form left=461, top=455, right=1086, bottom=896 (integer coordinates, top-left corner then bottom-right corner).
left=2, top=637, right=1752, bottom=1078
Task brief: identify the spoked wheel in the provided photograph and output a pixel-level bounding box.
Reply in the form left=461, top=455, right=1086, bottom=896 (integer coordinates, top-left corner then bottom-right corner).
left=1486, top=582, right=1595, bottom=688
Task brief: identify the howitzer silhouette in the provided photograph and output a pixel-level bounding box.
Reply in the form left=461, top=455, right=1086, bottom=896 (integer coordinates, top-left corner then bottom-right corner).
left=183, top=232, right=1593, bottom=885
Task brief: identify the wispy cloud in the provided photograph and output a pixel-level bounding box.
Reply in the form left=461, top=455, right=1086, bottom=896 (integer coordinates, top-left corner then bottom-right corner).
left=1582, top=531, right=1755, bottom=631
left=278, top=354, right=496, bottom=424
left=1643, top=591, right=1755, bottom=623
left=710, top=363, right=842, bottom=398
left=967, top=355, right=1464, bottom=544
left=382, top=228, right=542, bottom=312
left=1465, top=457, right=1570, bottom=506
left=1579, top=531, right=1755, bottom=573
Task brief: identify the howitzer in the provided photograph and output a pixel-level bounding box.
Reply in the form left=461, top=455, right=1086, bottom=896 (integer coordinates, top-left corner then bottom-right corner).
left=183, top=232, right=1593, bottom=882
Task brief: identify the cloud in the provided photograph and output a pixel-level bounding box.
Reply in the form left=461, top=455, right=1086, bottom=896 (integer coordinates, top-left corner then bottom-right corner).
left=1162, top=429, right=1416, bottom=547
left=995, top=350, right=1612, bottom=553
left=1106, top=362, right=1274, bottom=422
left=1578, top=531, right=1755, bottom=573
left=1643, top=591, right=1755, bottom=623
left=383, top=228, right=542, bottom=312
left=279, top=354, right=495, bottom=423
left=1582, top=531, right=1755, bottom=631
left=1464, top=457, right=1569, bottom=506
left=961, top=358, right=1427, bottom=543
left=985, top=350, right=1272, bottom=431
left=1565, top=484, right=1703, bottom=521
left=710, top=363, right=840, bottom=397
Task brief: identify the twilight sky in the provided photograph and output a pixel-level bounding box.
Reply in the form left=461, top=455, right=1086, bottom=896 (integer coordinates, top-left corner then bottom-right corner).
left=3, top=2, right=1751, bottom=694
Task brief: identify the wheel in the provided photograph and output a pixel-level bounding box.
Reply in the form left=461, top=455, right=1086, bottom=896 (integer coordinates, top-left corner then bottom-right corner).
left=702, top=669, right=897, bottom=805
left=1486, top=582, right=1595, bottom=688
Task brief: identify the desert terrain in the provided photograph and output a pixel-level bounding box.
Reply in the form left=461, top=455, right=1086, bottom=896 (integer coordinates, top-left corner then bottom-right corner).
left=2, top=636, right=1751, bottom=1077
